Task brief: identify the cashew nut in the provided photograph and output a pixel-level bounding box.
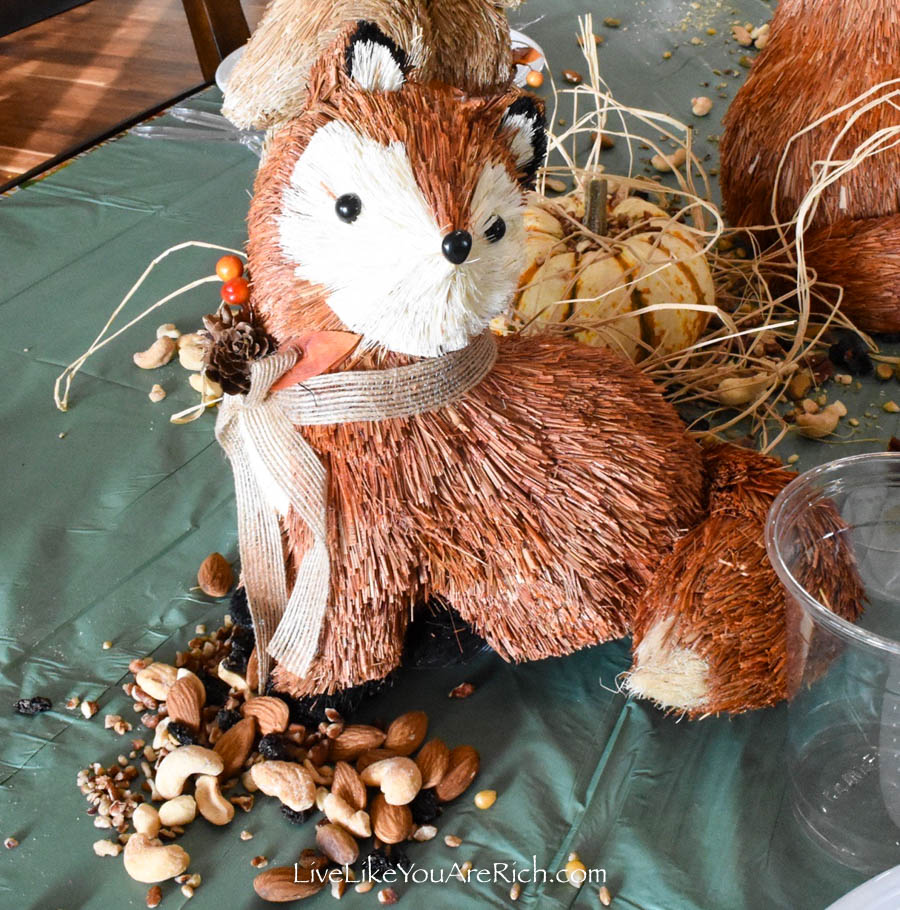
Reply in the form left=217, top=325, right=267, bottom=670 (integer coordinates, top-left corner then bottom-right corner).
left=796, top=401, right=846, bottom=438
left=195, top=775, right=235, bottom=826
left=155, top=745, right=224, bottom=799
left=136, top=663, right=178, bottom=701
left=132, top=803, right=161, bottom=837
left=217, top=659, right=251, bottom=696
left=650, top=147, right=687, bottom=173
left=323, top=792, right=372, bottom=838
left=249, top=761, right=316, bottom=812
left=715, top=372, right=770, bottom=407
left=152, top=717, right=173, bottom=751
left=123, top=833, right=190, bottom=883
left=178, top=333, right=207, bottom=372
left=156, top=323, right=180, bottom=340
left=133, top=336, right=177, bottom=370
left=360, top=757, right=422, bottom=806
left=189, top=372, right=223, bottom=400
left=158, top=795, right=197, bottom=827
left=691, top=96, right=713, bottom=117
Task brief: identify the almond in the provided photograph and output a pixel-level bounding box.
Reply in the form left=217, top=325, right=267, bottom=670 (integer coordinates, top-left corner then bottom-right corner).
left=316, top=823, right=359, bottom=866
left=369, top=794, right=412, bottom=844
left=241, top=697, right=289, bottom=735
left=383, top=711, right=428, bottom=756
left=416, top=739, right=450, bottom=789
left=329, top=725, right=386, bottom=761
left=214, top=716, right=257, bottom=780
left=197, top=552, right=233, bottom=598
left=165, top=673, right=205, bottom=730
left=250, top=761, right=316, bottom=812
left=245, top=647, right=259, bottom=691
left=253, top=866, right=325, bottom=902
left=434, top=745, right=479, bottom=802
left=355, top=749, right=396, bottom=773
left=331, top=761, right=366, bottom=811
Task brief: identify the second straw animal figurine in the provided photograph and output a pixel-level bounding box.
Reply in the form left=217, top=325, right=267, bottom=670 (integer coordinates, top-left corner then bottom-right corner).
left=219, top=22, right=862, bottom=719
left=720, top=0, right=900, bottom=333
left=223, top=0, right=521, bottom=130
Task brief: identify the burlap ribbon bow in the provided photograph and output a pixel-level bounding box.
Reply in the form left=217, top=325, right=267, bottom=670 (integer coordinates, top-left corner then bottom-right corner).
left=215, top=332, right=498, bottom=690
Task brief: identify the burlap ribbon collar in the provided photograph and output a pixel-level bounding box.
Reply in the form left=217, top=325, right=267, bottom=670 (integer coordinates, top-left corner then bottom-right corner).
left=215, top=331, right=498, bottom=689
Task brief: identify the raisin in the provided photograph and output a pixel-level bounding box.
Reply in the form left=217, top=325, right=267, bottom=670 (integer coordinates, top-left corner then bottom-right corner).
left=14, top=696, right=52, bottom=716
left=363, top=848, right=410, bottom=878
left=258, top=734, right=292, bottom=761
left=228, top=587, right=253, bottom=629
left=280, top=805, right=313, bottom=824
left=829, top=330, right=873, bottom=376
left=167, top=721, right=197, bottom=745
left=409, top=788, right=441, bottom=825
left=215, top=708, right=242, bottom=732
left=201, top=673, right=229, bottom=706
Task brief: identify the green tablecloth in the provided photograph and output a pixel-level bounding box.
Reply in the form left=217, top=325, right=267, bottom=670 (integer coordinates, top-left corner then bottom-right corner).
left=2, top=2, right=899, bottom=908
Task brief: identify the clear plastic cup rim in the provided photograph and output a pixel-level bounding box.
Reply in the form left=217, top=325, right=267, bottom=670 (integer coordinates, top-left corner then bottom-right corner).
left=765, top=452, right=900, bottom=658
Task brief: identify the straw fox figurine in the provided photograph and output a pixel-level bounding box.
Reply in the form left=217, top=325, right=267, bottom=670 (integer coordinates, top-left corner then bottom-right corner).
left=223, top=0, right=520, bottom=130
left=720, top=0, right=900, bottom=333
left=235, top=22, right=862, bottom=718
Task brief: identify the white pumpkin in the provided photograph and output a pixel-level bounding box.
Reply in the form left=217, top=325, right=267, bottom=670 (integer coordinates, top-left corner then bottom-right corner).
left=509, top=190, right=715, bottom=361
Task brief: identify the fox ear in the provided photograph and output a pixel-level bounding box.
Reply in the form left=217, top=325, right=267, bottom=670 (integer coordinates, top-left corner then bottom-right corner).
left=345, top=21, right=409, bottom=92
left=500, top=95, right=548, bottom=187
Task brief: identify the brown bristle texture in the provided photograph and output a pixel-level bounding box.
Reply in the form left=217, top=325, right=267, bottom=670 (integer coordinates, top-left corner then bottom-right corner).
left=222, top=0, right=515, bottom=130
left=719, top=0, right=900, bottom=331
left=630, top=444, right=865, bottom=717
left=271, top=334, right=707, bottom=697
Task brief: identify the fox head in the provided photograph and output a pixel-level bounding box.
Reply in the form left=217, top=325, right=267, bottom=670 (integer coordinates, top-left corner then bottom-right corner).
left=247, top=21, right=547, bottom=358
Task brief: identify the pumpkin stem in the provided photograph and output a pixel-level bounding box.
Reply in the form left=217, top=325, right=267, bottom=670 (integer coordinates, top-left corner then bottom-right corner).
left=585, top=178, right=608, bottom=236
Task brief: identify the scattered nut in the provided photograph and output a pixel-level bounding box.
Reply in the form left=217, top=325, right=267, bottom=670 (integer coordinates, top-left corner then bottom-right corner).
left=355, top=880, right=375, bottom=894
left=241, top=697, right=289, bottom=735
left=603, top=17, right=620, bottom=28
left=166, top=672, right=206, bottom=730
left=159, top=795, right=197, bottom=827
left=378, top=887, right=399, bottom=905
left=752, top=23, right=770, bottom=49
left=434, top=746, right=479, bottom=802
left=444, top=835, right=462, bottom=848
left=157, top=324, right=180, bottom=340
left=413, top=825, right=437, bottom=842
left=796, top=402, right=846, bottom=438
left=134, top=336, right=177, bottom=370
left=650, top=147, right=687, bottom=172
left=383, top=711, right=428, bottom=756
left=250, top=761, right=316, bottom=812
left=323, top=792, right=372, bottom=838
left=331, top=761, right=367, bottom=811
left=360, top=757, right=422, bottom=806
left=214, top=716, right=257, bottom=780
left=316, top=822, right=359, bottom=866
left=876, top=363, right=894, bottom=381
left=254, top=865, right=326, bottom=902
left=884, top=401, right=900, bottom=413
left=369, top=794, right=412, bottom=844
left=416, top=739, right=450, bottom=789
left=81, top=700, right=99, bottom=719
left=217, top=660, right=251, bottom=696
left=562, top=69, right=583, bottom=85
left=136, top=663, right=178, bottom=701
left=788, top=371, right=813, bottom=401
left=178, top=333, right=207, bottom=372
left=691, top=96, right=713, bottom=117
left=123, top=833, right=190, bottom=883
left=93, top=839, right=122, bottom=857
left=189, top=372, right=223, bottom=400
left=132, top=804, right=161, bottom=837
left=195, top=775, right=235, bottom=825
left=599, top=884, right=613, bottom=905
left=251, top=855, right=268, bottom=869
left=198, top=553, right=234, bottom=598
left=510, top=882, right=522, bottom=900
left=155, top=745, right=224, bottom=799
left=329, top=725, right=387, bottom=761
left=474, top=789, right=497, bottom=810
left=240, top=829, right=253, bottom=841
left=146, top=885, right=162, bottom=908
left=732, top=24, right=752, bottom=45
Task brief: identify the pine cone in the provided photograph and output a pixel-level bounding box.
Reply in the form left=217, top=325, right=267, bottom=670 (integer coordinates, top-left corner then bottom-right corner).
left=202, top=304, right=274, bottom=395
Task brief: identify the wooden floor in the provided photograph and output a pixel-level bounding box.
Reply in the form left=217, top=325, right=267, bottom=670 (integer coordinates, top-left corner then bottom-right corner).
left=0, top=0, right=266, bottom=186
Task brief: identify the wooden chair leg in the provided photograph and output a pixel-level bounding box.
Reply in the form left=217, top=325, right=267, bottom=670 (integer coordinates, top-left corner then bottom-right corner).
left=181, top=0, right=250, bottom=83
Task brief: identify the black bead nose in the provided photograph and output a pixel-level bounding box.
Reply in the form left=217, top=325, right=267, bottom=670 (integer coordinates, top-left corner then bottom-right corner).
left=442, top=230, right=473, bottom=265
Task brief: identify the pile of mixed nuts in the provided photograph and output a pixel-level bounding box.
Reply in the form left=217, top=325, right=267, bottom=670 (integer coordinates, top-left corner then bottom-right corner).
left=76, top=600, right=483, bottom=906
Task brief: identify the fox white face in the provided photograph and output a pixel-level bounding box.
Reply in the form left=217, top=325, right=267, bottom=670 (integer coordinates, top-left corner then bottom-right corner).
left=274, top=23, right=546, bottom=358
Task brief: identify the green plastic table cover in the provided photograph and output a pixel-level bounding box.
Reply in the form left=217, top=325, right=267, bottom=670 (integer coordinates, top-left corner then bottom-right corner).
left=2, top=1, right=899, bottom=908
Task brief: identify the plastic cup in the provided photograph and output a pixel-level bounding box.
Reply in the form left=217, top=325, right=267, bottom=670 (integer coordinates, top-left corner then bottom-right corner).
left=766, top=453, right=900, bottom=874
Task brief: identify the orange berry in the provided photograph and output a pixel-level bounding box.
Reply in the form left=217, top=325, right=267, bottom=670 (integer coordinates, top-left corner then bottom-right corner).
left=525, top=70, right=544, bottom=88
left=216, top=255, right=244, bottom=282
left=221, top=276, right=250, bottom=305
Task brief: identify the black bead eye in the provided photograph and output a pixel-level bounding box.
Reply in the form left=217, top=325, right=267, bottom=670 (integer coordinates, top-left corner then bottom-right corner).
left=335, top=193, right=362, bottom=223
left=485, top=215, right=506, bottom=243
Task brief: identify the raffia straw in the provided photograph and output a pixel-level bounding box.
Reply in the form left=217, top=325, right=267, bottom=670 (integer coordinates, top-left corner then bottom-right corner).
left=53, top=241, right=245, bottom=411
left=520, top=14, right=880, bottom=452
